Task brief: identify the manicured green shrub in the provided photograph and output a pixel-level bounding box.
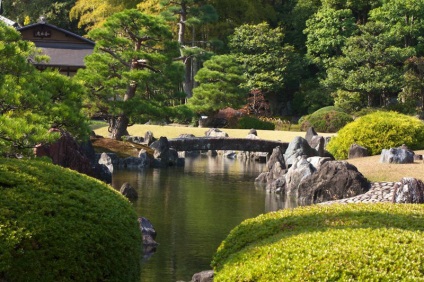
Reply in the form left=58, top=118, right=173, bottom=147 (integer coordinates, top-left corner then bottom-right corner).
left=212, top=203, right=424, bottom=282
left=0, top=158, right=141, bottom=282
left=299, top=107, right=353, bottom=133
left=327, top=111, right=424, bottom=159
left=237, top=116, right=275, bottom=130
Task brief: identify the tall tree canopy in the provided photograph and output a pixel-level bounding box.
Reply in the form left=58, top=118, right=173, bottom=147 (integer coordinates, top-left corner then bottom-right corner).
left=188, top=54, right=247, bottom=115
left=70, top=0, right=139, bottom=30
left=75, top=9, right=184, bottom=140
left=2, top=0, right=79, bottom=30
left=229, top=22, right=302, bottom=114
left=0, top=23, right=89, bottom=156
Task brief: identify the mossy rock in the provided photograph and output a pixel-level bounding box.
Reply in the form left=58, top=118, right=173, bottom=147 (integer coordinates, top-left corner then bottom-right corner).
left=0, top=158, right=141, bottom=281
left=212, top=203, right=424, bottom=281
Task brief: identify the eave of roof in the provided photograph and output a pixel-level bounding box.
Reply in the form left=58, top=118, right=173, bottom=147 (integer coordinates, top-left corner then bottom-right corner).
left=17, top=22, right=94, bottom=45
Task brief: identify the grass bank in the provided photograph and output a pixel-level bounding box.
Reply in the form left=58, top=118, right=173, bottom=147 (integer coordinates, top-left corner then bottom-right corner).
left=212, top=203, right=424, bottom=281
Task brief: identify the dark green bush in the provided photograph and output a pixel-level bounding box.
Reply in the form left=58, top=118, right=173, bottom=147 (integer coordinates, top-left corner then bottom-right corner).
left=327, top=111, right=424, bottom=159
left=212, top=203, right=424, bottom=281
left=0, top=158, right=141, bottom=282
left=299, top=107, right=353, bottom=133
left=237, top=116, right=275, bottom=130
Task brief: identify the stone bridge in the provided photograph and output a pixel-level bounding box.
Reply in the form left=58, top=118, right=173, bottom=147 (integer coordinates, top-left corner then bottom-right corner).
left=167, top=137, right=288, bottom=153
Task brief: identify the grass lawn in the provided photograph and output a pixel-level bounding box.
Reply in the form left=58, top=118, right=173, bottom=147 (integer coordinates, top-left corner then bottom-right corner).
left=93, top=123, right=424, bottom=183
left=93, top=123, right=334, bottom=141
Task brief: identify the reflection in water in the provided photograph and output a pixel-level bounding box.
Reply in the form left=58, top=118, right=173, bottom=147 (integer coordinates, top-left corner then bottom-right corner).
left=111, top=155, right=288, bottom=282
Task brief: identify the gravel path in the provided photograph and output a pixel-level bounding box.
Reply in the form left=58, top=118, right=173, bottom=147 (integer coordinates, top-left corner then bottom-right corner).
left=321, top=182, right=400, bottom=204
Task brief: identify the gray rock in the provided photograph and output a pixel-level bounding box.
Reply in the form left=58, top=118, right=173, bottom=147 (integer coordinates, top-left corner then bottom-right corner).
left=380, top=147, right=414, bottom=164
left=248, top=128, right=257, bottom=136
left=98, top=152, right=113, bottom=173
left=191, top=270, right=214, bottom=282
left=120, top=156, right=150, bottom=169
left=204, top=128, right=229, bottom=137
left=266, top=146, right=286, bottom=172
left=285, top=156, right=316, bottom=195
left=120, top=182, right=138, bottom=200
left=144, top=131, right=156, bottom=145
left=393, top=177, right=424, bottom=203
left=284, top=136, right=318, bottom=167
left=307, top=156, right=332, bottom=170
left=305, top=127, right=318, bottom=144
left=297, top=161, right=370, bottom=205
left=348, top=143, right=369, bottom=159
left=254, top=172, right=269, bottom=185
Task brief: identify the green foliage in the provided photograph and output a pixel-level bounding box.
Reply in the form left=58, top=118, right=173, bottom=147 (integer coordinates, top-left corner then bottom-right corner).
left=75, top=9, right=183, bottom=139
left=0, top=23, right=89, bottom=156
left=304, top=7, right=358, bottom=68
left=327, top=111, right=424, bottom=159
left=212, top=203, right=424, bottom=281
left=291, top=78, right=333, bottom=115
left=299, top=107, right=353, bottom=132
left=237, top=116, right=275, bottom=130
left=229, top=22, right=303, bottom=113
left=189, top=54, right=247, bottom=115
left=0, top=158, right=141, bottom=281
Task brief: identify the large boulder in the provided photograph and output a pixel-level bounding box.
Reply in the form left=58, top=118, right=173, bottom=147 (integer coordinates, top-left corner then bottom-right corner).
left=297, top=161, right=370, bottom=205
left=35, top=130, right=111, bottom=183
left=380, top=147, right=414, bottom=164
left=393, top=177, right=424, bottom=203
left=284, top=136, right=318, bottom=167
left=348, top=143, right=369, bottom=159
left=35, top=130, right=92, bottom=173
left=285, top=156, right=316, bottom=195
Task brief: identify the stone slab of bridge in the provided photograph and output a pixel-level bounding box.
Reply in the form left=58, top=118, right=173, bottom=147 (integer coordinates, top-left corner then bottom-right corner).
left=167, top=137, right=288, bottom=153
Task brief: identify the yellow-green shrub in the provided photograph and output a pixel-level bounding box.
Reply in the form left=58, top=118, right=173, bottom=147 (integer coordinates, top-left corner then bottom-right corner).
left=212, top=204, right=424, bottom=282
left=327, top=111, right=424, bottom=159
left=0, top=158, right=141, bottom=281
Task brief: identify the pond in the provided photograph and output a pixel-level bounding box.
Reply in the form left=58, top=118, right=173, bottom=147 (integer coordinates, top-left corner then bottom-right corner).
left=111, top=155, right=287, bottom=282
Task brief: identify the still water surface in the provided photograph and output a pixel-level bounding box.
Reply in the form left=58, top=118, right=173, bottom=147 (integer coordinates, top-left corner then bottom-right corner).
left=112, top=155, right=285, bottom=282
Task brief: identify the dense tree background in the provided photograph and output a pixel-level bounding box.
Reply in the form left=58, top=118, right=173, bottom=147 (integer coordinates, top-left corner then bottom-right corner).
left=4, top=0, right=424, bottom=125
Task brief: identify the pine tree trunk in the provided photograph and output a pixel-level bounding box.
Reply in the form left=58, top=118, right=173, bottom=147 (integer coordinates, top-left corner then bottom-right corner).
left=110, top=115, right=130, bottom=140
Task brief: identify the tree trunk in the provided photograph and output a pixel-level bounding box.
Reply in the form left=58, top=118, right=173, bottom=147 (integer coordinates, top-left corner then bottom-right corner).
left=110, top=115, right=130, bottom=140
left=178, top=1, right=193, bottom=99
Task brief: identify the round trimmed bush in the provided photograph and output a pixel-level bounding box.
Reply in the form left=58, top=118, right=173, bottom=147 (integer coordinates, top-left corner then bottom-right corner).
left=327, top=111, right=424, bottom=159
left=0, top=158, right=141, bottom=281
left=212, top=203, right=424, bottom=281
left=299, top=107, right=353, bottom=133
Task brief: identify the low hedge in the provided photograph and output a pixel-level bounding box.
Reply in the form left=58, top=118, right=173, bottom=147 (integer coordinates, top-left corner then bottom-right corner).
left=212, top=203, right=424, bottom=281
left=0, top=158, right=141, bottom=281
left=237, top=116, right=275, bottom=130
left=327, top=111, right=424, bottom=159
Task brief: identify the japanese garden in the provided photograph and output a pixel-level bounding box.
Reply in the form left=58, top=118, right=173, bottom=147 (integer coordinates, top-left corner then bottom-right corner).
left=2, top=0, right=424, bottom=281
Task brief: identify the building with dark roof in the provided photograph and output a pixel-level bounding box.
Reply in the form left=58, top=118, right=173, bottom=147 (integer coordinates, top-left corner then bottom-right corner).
left=17, top=17, right=94, bottom=76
